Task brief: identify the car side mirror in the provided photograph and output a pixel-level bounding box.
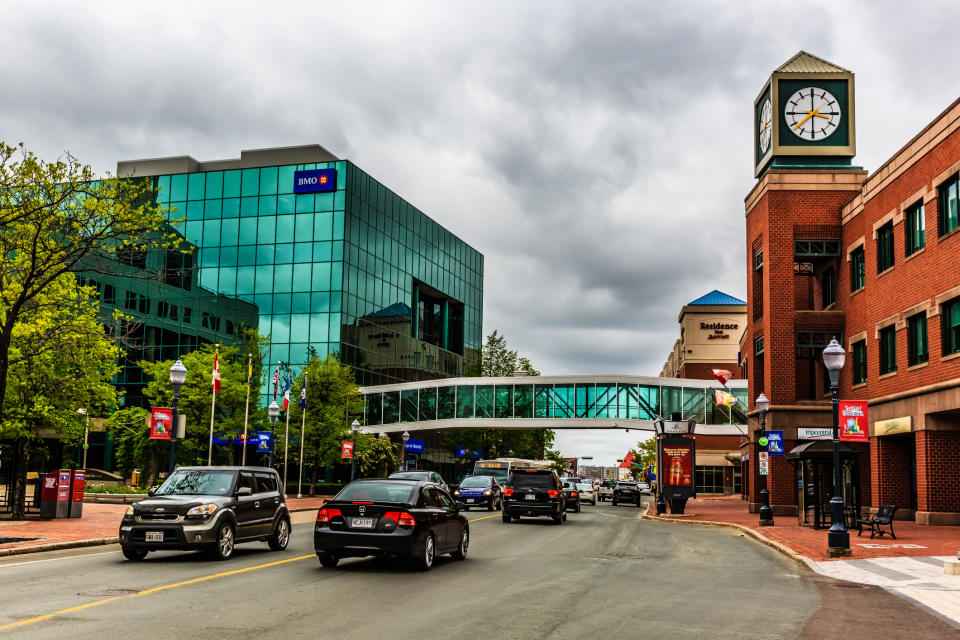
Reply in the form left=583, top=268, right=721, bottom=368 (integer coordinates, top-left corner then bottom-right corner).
left=236, top=487, right=253, bottom=496
left=147, top=487, right=157, bottom=497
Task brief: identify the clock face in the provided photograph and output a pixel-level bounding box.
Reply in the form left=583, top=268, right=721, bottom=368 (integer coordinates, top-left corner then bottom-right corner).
left=758, top=98, right=772, bottom=153
left=784, top=87, right=842, bottom=141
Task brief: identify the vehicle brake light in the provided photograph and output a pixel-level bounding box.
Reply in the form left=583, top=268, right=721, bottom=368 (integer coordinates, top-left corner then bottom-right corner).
left=547, top=489, right=559, bottom=498
left=381, top=511, right=416, bottom=527
left=504, top=488, right=514, bottom=496
left=571, top=492, right=578, bottom=497
left=316, top=507, right=342, bottom=523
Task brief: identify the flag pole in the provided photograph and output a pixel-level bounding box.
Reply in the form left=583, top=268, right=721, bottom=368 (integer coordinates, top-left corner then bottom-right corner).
left=241, top=353, right=252, bottom=466
left=208, top=343, right=219, bottom=466
left=283, top=372, right=291, bottom=498
left=298, top=375, right=307, bottom=498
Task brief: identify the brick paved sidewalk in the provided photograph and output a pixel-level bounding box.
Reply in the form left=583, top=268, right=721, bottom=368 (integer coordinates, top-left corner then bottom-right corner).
left=645, top=495, right=960, bottom=562
left=0, top=495, right=329, bottom=556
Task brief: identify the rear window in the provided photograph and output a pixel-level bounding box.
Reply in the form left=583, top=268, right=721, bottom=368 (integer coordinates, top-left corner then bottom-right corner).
left=335, top=481, right=418, bottom=504
left=510, top=472, right=555, bottom=489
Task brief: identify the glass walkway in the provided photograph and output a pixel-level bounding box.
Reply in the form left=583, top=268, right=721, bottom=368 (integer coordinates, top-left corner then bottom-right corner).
left=360, top=375, right=748, bottom=435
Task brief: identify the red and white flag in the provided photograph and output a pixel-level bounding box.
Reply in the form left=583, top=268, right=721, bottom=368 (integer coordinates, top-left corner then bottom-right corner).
left=212, top=351, right=221, bottom=393
left=712, top=369, right=732, bottom=386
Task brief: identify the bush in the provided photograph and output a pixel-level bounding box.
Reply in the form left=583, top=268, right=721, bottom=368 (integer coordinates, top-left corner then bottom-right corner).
left=85, top=485, right=148, bottom=494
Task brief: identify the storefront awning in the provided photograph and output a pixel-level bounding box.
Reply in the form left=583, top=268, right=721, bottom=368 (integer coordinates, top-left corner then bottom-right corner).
left=785, top=440, right=856, bottom=460
left=695, top=453, right=735, bottom=467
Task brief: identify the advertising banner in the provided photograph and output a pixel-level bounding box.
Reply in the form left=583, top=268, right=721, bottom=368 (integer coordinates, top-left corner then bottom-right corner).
left=341, top=441, right=354, bottom=459
left=766, top=430, right=784, bottom=456
left=149, top=407, right=173, bottom=440
left=662, top=441, right=693, bottom=488
left=256, top=431, right=273, bottom=453
left=839, top=400, right=869, bottom=442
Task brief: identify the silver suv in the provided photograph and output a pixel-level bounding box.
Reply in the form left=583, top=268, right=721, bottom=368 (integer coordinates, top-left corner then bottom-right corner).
left=119, top=466, right=290, bottom=561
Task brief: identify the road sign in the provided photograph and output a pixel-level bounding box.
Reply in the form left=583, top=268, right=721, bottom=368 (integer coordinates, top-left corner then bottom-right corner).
left=759, top=450, right=769, bottom=475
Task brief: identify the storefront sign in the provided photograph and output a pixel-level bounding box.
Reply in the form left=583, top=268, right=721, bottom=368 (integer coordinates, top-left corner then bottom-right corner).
left=293, top=168, right=337, bottom=194
left=839, top=400, right=869, bottom=442
left=766, top=430, right=784, bottom=456
left=341, top=440, right=354, bottom=459
left=405, top=438, right=425, bottom=453
left=798, top=427, right=833, bottom=440
left=875, top=416, right=912, bottom=437
left=149, top=407, right=172, bottom=440
left=759, top=450, right=769, bottom=475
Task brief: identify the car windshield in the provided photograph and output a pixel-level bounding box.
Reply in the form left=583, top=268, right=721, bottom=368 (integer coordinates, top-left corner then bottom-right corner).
left=156, top=470, right=234, bottom=496
left=390, top=472, right=431, bottom=481
left=459, top=476, right=492, bottom=488
left=336, top=481, right=419, bottom=504
left=510, top=473, right=554, bottom=489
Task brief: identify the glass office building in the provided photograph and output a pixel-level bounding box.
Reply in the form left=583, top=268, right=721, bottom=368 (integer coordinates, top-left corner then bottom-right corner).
left=118, top=145, right=483, bottom=398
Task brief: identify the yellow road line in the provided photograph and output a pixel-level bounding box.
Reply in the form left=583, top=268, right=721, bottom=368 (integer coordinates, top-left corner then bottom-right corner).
left=0, top=554, right=313, bottom=633
left=467, top=513, right=500, bottom=523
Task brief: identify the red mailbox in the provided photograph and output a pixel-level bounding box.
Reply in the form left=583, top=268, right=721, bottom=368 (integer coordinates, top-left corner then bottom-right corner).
left=69, top=469, right=86, bottom=518
left=40, top=469, right=72, bottom=519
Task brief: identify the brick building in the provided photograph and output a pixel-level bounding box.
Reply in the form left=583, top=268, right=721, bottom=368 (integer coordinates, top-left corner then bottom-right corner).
left=742, top=51, right=960, bottom=527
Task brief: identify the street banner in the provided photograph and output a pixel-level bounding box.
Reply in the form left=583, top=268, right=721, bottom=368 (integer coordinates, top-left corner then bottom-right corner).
left=759, top=450, right=769, bottom=475
left=341, top=441, right=354, bottom=459
left=839, top=400, right=869, bottom=442
left=713, top=390, right=738, bottom=407
left=149, top=407, right=172, bottom=440
left=766, top=430, right=784, bottom=455
left=256, top=431, right=273, bottom=453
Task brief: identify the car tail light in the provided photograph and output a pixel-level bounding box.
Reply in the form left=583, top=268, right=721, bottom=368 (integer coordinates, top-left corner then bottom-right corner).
left=316, top=507, right=342, bottom=524
left=504, top=488, right=514, bottom=496
left=382, top=511, right=416, bottom=527
left=571, top=492, right=578, bottom=497
left=547, top=489, right=559, bottom=498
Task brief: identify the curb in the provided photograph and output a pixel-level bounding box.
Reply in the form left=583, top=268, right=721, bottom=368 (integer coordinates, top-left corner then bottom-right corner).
left=0, top=503, right=326, bottom=558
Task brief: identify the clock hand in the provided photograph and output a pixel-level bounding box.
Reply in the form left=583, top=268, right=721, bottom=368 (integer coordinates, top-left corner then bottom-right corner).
left=793, top=111, right=815, bottom=130
left=811, top=111, right=831, bottom=120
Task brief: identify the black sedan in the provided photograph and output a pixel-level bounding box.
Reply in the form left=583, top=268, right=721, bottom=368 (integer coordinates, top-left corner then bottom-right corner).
left=611, top=481, right=643, bottom=507
left=561, top=480, right=581, bottom=513
left=314, top=478, right=468, bottom=571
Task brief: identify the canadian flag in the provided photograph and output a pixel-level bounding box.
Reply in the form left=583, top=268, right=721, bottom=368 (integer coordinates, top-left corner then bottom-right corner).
left=212, top=352, right=221, bottom=393
left=712, top=369, right=732, bottom=386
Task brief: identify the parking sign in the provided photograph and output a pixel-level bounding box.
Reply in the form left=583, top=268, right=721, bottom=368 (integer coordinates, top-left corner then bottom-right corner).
left=759, top=451, right=769, bottom=475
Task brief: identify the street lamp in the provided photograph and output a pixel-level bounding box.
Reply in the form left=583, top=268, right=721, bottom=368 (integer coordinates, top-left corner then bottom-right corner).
left=401, top=430, right=410, bottom=472
left=823, top=337, right=851, bottom=556
left=268, top=401, right=280, bottom=468
left=350, top=420, right=361, bottom=481
left=168, top=359, right=188, bottom=475
left=77, top=408, right=89, bottom=470
left=756, top=393, right=773, bottom=526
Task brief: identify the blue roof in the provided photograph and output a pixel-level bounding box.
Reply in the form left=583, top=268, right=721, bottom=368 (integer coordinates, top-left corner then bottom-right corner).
left=687, top=290, right=746, bottom=306
left=364, top=302, right=412, bottom=318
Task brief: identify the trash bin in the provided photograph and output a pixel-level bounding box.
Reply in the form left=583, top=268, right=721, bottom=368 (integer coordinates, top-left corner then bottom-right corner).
left=40, top=469, right=72, bottom=519
left=68, top=469, right=85, bottom=518
left=131, top=469, right=141, bottom=487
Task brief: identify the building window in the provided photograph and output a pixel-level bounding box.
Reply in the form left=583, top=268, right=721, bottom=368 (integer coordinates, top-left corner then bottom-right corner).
left=852, top=340, right=867, bottom=384
left=754, top=336, right=764, bottom=395
left=876, top=221, right=894, bottom=273
left=753, top=249, right=763, bottom=320
left=905, top=201, right=925, bottom=256
left=879, top=325, right=897, bottom=375
left=943, top=297, right=960, bottom=356
left=850, top=246, right=865, bottom=291
left=695, top=466, right=724, bottom=494
left=907, top=314, right=928, bottom=366
left=821, top=267, right=836, bottom=308
left=939, top=175, right=960, bottom=236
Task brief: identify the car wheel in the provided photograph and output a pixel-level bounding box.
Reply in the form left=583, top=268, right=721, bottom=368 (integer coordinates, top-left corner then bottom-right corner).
left=268, top=517, right=290, bottom=551
left=553, top=514, right=563, bottom=525
left=121, top=546, right=147, bottom=561
left=575, top=503, right=581, bottom=513
left=502, top=513, right=511, bottom=523
left=317, top=552, right=339, bottom=568
left=211, top=521, right=235, bottom=561
left=487, top=499, right=494, bottom=511
left=612, top=499, right=618, bottom=506
left=414, top=532, right=436, bottom=571
left=451, top=527, right=469, bottom=561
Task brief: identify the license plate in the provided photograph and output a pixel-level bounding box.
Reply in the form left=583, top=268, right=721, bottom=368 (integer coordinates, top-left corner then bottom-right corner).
left=525, top=494, right=536, bottom=500
left=145, top=531, right=163, bottom=542
left=352, top=517, right=374, bottom=529
left=466, top=499, right=475, bottom=503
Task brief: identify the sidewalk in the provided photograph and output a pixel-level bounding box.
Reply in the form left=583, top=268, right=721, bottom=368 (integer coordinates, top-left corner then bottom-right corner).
left=0, top=495, right=328, bottom=557
left=644, top=495, right=960, bottom=629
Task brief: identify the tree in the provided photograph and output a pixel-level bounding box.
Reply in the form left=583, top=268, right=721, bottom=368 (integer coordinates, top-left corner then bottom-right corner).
left=628, top=436, right=658, bottom=481
left=0, top=142, right=176, bottom=421
left=0, top=273, right=121, bottom=517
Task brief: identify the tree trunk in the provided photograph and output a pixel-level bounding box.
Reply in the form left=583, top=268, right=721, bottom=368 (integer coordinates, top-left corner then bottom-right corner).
left=0, top=329, right=11, bottom=423
left=11, top=438, right=30, bottom=520
left=309, top=457, right=319, bottom=496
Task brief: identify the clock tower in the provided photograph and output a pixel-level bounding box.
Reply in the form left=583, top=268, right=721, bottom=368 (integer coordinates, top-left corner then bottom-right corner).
left=754, top=51, right=856, bottom=177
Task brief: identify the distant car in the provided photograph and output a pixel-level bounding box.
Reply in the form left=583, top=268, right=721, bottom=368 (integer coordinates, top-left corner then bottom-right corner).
left=561, top=480, right=582, bottom=513
left=119, top=466, right=290, bottom=561
left=637, top=482, right=651, bottom=495
left=502, top=468, right=566, bottom=524
left=598, top=480, right=616, bottom=501
left=453, top=475, right=503, bottom=511
left=314, top=478, right=468, bottom=571
left=576, top=482, right=596, bottom=506
left=388, top=470, right=449, bottom=493
left=611, top=481, right=642, bottom=507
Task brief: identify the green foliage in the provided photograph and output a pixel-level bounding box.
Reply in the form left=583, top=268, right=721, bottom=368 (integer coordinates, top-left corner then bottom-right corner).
left=629, top=437, right=657, bottom=481
left=84, top=485, right=148, bottom=494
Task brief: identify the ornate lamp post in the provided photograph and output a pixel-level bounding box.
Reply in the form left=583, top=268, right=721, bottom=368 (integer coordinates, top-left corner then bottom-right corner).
left=823, top=337, right=851, bottom=557
left=350, top=420, right=361, bottom=481
left=168, top=359, right=187, bottom=475
left=268, top=401, right=280, bottom=468
left=756, top=393, right=773, bottom=526
left=401, top=430, right=410, bottom=471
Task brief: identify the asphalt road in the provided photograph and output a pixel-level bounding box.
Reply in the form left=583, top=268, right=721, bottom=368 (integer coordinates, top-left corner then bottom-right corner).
left=0, top=498, right=955, bottom=639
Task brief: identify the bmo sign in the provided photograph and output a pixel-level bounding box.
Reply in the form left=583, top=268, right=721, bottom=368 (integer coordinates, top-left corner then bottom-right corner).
left=293, top=168, right=337, bottom=194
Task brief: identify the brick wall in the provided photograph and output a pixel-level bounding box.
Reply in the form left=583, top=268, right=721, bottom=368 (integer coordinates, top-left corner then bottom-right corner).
left=916, top=430, right=960, bottom=512
left=871, top=435, right=913, bottom=509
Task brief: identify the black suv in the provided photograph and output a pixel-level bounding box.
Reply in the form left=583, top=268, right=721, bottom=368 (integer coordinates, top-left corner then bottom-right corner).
left=611, top=480, right=642, bottom=507
left=119, top=466, right=290, bottom=561
left=502, top=468, right=566, bottom=524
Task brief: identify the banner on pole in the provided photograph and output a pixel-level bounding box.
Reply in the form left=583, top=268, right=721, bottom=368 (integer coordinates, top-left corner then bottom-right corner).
left=766, top=430, right=784, bottom=455
left=149, top=407, right=173, bottom=440
left=256, top=431, right=273, bottom=453
left=341, top=441, right=354, bottom=459
left=839, top=400, right=869, bottom=442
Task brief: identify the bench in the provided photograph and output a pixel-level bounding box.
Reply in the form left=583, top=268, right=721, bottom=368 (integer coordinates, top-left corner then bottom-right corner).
left=857, top=504, right=898, bottom=539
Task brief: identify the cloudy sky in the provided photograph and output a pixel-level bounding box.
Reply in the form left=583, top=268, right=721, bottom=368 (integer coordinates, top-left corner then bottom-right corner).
left=3, top=2, right=959, bottom=463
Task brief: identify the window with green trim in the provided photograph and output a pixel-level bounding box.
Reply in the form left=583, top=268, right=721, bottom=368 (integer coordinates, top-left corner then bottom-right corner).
left=852, top=340, right=867, bottom=385
left=905, top=201, right=925, bottom=256
left=939, top=175, right=960, bottom=236
left=879, top=325, right=897, bottom=375
left=821, top=267, right=836, bottom=308
left=943, top=297, right=960, bottom=356
left=876, top=221, right=894, bottom=273
left=907, top=313, right=928, bottom=366
left=850, top=246, right=865, bottom=291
